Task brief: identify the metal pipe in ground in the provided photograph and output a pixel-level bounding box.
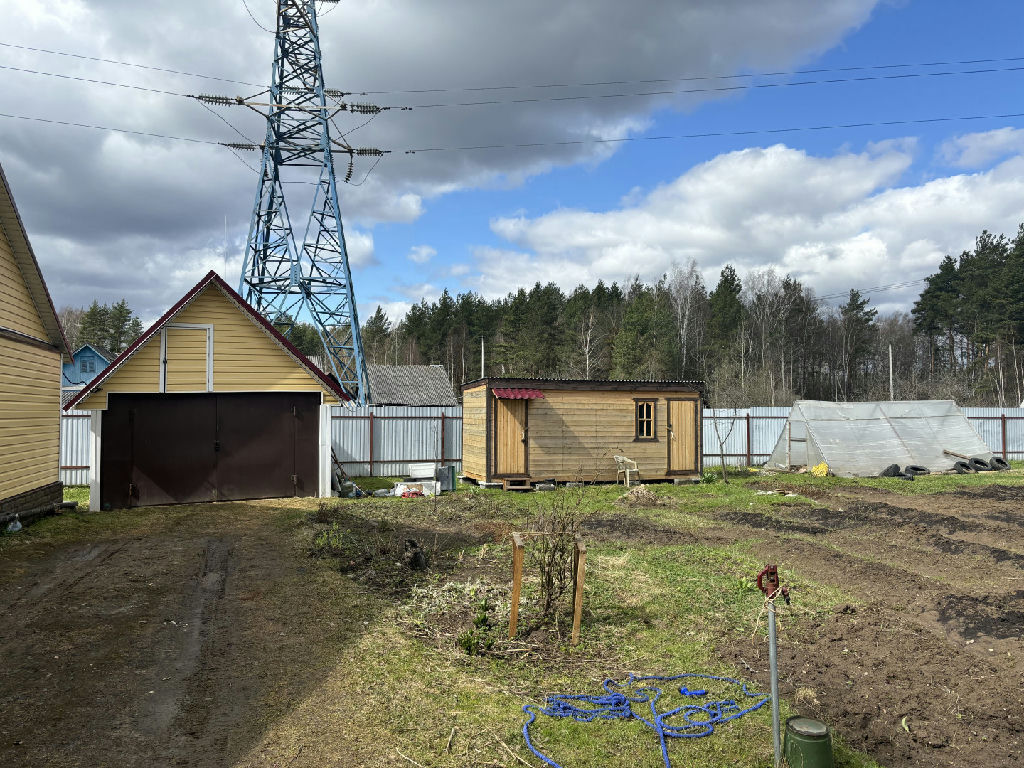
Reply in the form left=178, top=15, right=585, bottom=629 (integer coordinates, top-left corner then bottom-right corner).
left=768, top=597, right=782, bottom=768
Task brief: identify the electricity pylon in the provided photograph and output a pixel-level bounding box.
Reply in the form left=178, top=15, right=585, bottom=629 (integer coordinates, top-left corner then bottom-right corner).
left=240, top=0, right=370, bottom=404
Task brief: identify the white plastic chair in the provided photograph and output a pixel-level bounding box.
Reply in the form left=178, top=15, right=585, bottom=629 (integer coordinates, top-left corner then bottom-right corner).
left=613, top=454, right=638, bottom=486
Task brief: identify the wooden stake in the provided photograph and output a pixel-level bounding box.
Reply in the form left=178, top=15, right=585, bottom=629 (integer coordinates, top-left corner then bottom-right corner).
left=509, top=532, right=525, bottom=639
left=571, top=536, right=587, bottom=646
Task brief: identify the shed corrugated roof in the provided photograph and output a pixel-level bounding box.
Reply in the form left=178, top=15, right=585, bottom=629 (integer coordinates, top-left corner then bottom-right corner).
left=367, top=364, right=458, bottom=406
left=493, top=388, right=545, bottom=399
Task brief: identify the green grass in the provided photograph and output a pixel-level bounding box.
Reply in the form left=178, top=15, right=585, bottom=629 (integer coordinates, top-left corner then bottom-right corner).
left=751, top=461, right=1024, bottom=495
left=63, top=485, right=89, bottom=506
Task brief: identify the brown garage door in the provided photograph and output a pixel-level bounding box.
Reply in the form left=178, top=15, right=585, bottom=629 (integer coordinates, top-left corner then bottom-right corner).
left=101, top=392, right=320, bottom=509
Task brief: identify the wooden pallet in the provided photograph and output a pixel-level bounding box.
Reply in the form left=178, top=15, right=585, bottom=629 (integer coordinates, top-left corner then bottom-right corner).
left=502, top=477, right=532, bottom=492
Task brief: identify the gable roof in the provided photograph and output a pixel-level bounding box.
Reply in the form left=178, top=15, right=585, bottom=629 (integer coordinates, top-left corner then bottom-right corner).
left=65, top=270, right=348, bottom=410
left=367, top=364, right=458, bottom=406
left=72, top=343, right=114, bottom=362
left=0, top=162, right=71, bottom=355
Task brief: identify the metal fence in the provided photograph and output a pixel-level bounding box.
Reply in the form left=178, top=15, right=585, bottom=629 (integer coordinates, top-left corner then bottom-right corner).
left=330, top=405, right=462, bottom=477
left=60, top=409, right=91, bottom=485
left=702, top=406, right=1024, bottom=467
left=58, top=403, right=1023, bottom=484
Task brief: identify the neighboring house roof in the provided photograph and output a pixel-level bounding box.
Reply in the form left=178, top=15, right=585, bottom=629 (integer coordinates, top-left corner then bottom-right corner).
left=367, top=364, right=458, bottom=406
left=73, top=343, right=113, bottom=362
left=0, top=162, right=71, bottom=355
left=61, top=388, right=83, bottom=409
left=65, top=270, right=349, bottom=410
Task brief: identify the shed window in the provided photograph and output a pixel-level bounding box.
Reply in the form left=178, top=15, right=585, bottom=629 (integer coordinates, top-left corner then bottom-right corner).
left=634, top=399, right=657, bottom=441
left=80, top=359, right=95, bottom=374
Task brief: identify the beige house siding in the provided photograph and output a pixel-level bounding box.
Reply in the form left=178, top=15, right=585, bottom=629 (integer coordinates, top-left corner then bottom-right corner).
left=0, top=223, right=47, bottom=341
left=165, top=327, right=209, bottom=392
left=461, top=384, right=487, bottom=480
left=77, top=336, right=161, bottom=410
left=77, top=284, right=338, bottom=410
left=0, top=335, right=60, bottom=500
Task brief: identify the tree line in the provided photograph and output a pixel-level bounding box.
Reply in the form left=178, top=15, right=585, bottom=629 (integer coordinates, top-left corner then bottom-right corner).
left=359, top=224, right=1024, bottom=407
left=58, top=300, right=145, bottom=356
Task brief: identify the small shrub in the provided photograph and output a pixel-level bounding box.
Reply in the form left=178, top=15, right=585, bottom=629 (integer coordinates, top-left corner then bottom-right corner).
left=311, top=522, right=347, bottom=557
left=457, top=599, right=495, bottom=655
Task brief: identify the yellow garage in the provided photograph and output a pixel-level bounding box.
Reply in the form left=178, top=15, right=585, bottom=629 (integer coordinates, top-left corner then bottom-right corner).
left=67, top=271, right=346, bottom=510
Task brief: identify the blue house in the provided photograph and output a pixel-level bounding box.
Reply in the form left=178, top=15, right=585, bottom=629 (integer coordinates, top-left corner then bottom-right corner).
left=62, top=344, right=113, bottom=387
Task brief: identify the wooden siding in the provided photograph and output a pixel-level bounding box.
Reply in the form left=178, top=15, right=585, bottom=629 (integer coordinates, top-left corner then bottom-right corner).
left=78, top=284, right=338, bottom=409
left=461, top=384, right=487, bottom=480
left=0, top=335, right=60, bottom=501
left=522, top=389, right=701, bottom=482
left=165, top=327, right=208, bottom=392
left=0, top=223, right=47, bottom=341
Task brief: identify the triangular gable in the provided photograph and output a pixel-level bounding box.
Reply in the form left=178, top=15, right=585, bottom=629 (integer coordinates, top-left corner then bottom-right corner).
left=65, top=270, right=347, bottom=410
left=0, top=162, right=71, bottom=354
left=72, top=343, right=114, bottom=363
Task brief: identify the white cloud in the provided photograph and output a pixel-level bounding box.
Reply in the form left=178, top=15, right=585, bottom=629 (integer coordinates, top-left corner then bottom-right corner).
left=475, top=140, right=1024, bottom=311
left=939, top=127, right=1024, bottom=169
left=345, top=229, right=376, bottom=267
left=0, top=0, right=881, bottom=313
left=408, top=245, right=436, bottom=264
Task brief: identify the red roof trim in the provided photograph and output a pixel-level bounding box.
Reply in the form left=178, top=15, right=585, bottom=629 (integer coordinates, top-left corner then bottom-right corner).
left=492, top=387, right=545, bottom=400
left=64, top=270, right=349, bottom=410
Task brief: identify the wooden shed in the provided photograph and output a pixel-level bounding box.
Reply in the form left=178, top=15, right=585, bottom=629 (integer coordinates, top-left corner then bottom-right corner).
left=66, top=271, right=346, bottom=510
left=461, top=378, right=704, bottom=486
left=0, top=163, right=71, bottom=520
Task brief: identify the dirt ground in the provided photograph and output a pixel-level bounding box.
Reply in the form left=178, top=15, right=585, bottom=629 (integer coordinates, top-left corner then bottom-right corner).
left=0, top=501, right=378, bottom=768
left=1, top=482, right=1022, bottom=767
left=715, top=482, right=1024, bottom=768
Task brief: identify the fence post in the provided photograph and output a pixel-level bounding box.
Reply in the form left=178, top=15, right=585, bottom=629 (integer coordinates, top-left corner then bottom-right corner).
left=1002, top=414, right=1008, bottom=460
left=441, top=412, right=446, bottom=464
left=745, top=413, right=752, bottom=466
left=369, top=412, right=375, bottom=477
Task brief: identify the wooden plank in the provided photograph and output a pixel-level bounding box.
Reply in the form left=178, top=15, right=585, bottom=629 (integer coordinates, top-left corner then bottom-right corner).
left=571, top=537, right=587, bottom=646
left=509, top=533, right=525, bottom=638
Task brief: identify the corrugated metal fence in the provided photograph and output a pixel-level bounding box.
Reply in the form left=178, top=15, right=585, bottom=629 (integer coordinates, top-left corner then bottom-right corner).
left=702, top=406, right=1024, bottom=467
left=331, top=405, right=462, bottom=477
left=59, top=404, right=1024, bottom=484
left=60, top=409, right=91, bottom=485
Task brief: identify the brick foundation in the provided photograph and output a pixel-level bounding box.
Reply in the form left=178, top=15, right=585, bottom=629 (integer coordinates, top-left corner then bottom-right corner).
left=0, top=481, right=64, bottom=524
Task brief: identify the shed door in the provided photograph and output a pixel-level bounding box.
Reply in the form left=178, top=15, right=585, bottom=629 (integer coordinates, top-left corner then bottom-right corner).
left=163, top=326, right=210, bottom=392
left=667, top=398, right=697, bottom=474
left=495, top=398, right=527, bottom=476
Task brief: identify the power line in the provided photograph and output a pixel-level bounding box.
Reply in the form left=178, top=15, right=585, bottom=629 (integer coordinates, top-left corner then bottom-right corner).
left=4, top=106, right=1024, bottom=158
left=400, top=110, right=1024, bottom=153
left=393, top=64, right=1024, bottom=110
left=814, top=279, right=927, bottom=303
left=0, top=62, right=190, bottom=97
left=352, top=55, right=1024, bottom=97
left=0, top=41, right=264, bottom=88
left=6, top=37, right=1024, bottom=102
left=240, top=0, right=274, bottom=34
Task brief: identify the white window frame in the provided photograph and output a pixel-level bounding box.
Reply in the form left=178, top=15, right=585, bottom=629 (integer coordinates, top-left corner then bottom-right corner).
left=159, top=323, right=214, bottom=393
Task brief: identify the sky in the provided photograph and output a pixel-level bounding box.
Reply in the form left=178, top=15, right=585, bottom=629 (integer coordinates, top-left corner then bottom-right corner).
left=3, top=0, right=1024, bottom=326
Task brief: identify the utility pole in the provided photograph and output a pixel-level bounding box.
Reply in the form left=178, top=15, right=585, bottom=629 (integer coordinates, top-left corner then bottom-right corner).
left=480, top=336, right=485, bottom=379
left=889, top=344, right=894, bottom=401
left=238, top=0, right=372, bottom=403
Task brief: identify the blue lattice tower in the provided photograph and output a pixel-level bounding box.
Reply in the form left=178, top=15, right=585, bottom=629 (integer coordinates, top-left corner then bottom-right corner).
left=240, top=0, right=369, bottom=403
